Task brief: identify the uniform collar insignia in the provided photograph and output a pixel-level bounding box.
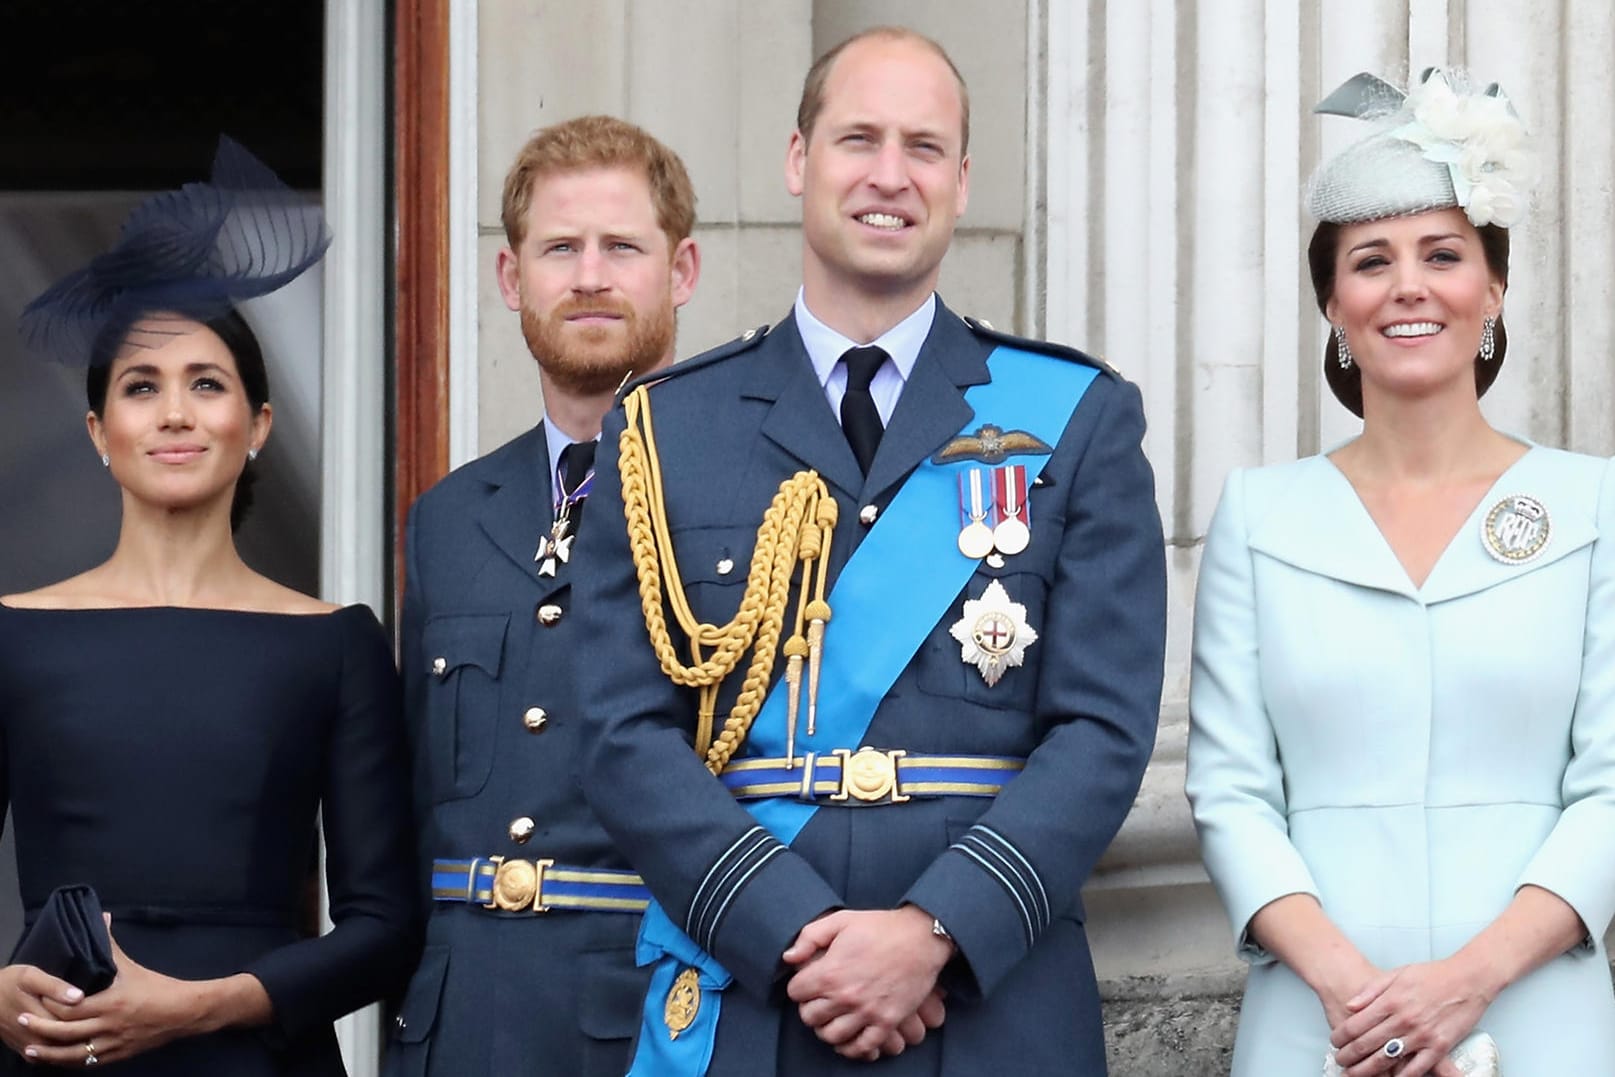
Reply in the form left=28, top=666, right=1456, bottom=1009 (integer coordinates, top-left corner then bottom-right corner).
left=931, top=423, right=1054, bottom=466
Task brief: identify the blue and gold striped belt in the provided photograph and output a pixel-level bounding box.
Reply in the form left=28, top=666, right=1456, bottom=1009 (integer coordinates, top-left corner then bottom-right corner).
left=432, top=857, right=649, bottom=914
left=719, top=748, right=1024, bottom=805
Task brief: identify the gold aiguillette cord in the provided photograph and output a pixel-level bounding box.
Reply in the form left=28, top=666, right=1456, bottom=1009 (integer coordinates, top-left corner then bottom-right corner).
left=618, top=385, right=837, bottom=774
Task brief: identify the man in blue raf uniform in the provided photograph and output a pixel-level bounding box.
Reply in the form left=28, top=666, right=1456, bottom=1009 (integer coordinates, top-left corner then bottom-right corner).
left=385, top=116, right=701, bottom=1076
left=571, top=26, right=1166, bottom=1077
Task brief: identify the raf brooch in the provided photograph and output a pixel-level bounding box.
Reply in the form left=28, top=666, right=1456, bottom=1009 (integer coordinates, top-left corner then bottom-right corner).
left=950, top=579, right=1038, bottom=686
left=1481, top=493, right=1550, bottom=565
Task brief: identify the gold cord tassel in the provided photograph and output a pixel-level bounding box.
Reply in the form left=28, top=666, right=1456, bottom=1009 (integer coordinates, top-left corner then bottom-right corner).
left=619, top=386, right=837, bottom=774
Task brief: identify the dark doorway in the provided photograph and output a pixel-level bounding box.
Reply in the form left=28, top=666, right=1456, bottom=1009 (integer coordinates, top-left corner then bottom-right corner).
left=0, top=0, right=322, bottom=191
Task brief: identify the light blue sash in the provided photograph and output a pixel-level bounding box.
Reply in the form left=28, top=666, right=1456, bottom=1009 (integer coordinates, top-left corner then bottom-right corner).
left=626, top=345, right=1099, bottom=1075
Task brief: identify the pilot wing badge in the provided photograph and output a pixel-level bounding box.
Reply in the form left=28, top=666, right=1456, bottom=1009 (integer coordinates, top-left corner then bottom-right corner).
left=931, top=423, right=1054, bottom=466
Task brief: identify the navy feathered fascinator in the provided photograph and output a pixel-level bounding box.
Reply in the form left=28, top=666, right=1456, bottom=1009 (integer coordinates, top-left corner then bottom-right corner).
left=19, top=136, right=330, bottom=367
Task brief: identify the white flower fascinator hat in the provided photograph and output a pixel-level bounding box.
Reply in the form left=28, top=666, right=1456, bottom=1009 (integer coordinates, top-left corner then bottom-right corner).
left=1306, top=69, right=1533, bottom=416
left=1306, top=67, right=1535, bottom=228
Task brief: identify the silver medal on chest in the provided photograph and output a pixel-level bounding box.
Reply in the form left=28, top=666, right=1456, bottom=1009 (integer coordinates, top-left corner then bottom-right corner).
left=534, top=515, right=576, bottom=577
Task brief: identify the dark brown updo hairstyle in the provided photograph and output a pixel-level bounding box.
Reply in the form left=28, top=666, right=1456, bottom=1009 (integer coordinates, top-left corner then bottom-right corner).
left=85, top=308, right=270, bottom=532
left=1306, top=220, right=1511, bottom=418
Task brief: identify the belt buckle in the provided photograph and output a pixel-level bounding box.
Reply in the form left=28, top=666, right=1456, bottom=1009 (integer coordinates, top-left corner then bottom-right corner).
left=483, top=856, right=555, bottom=913
left=463, top=857, right=489, bottom=902
left=797, top=751, right=818, bottom=800
left=830, top=747, right=909, bottom=803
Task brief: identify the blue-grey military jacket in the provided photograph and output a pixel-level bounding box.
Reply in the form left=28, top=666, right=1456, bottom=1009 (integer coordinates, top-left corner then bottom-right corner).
left=386, top=425, right=649, bottom=1077
left=571, top=300, right=1168, bottom=1076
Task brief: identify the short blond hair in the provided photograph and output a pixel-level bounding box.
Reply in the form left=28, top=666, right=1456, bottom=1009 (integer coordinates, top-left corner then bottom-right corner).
left=499, top=115, right=697, bottom=251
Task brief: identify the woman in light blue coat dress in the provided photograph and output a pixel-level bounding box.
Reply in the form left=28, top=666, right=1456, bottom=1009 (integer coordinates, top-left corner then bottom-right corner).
left=1187, top=70, right=1615, bottom=1077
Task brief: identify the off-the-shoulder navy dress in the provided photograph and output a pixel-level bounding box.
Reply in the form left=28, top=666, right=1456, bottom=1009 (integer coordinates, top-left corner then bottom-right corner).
left=0, top=603, right=420, bottom=1074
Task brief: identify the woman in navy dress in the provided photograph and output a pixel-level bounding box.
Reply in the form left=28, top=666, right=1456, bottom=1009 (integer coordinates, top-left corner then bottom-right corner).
left=0, top=139, right=419, bottom=1073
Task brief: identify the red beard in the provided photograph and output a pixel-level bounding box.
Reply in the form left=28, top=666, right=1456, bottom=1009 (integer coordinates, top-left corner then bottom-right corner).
left=519, top=293, right=676, bottom=395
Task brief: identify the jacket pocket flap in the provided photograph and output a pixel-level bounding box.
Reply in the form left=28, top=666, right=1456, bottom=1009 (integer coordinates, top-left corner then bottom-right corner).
left=393, top=944, right=449, bottom=1045
left=577, top=948, right=651, bottom=1041
left=421, top=612, right=509, bottom=677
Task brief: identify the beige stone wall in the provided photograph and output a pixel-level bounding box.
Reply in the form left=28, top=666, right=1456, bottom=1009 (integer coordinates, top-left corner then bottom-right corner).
left=474, top=0, right=1029, bottom=452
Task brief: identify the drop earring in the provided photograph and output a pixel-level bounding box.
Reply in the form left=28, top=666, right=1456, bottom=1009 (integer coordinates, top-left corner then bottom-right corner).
left=1479, top=316, right=1496, bottom=362
left=100, top=453, right=109, bottom=467
left=247, top=449, right=259, bottom=462
left=1334, top=325, right=1354, bottom=370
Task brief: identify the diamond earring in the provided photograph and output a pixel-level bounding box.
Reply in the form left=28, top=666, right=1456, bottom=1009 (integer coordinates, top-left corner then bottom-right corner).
left=1334, top=325, right=1354, bottom=370
left=100, top=453, right=109, bottom=467
left=247, top=449, right=259, bottom=462
left=1479, top=315, right=1497, bottom=363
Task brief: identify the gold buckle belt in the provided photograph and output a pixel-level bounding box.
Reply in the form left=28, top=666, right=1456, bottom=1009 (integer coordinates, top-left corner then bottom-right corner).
left=430, top=857, right=650, bottom=914
left=718, top=748, right=1025, bottom=805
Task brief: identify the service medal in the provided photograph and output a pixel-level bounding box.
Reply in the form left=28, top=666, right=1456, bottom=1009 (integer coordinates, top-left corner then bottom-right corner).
left=534, top=516, right=575, bottom=578
left=957, top=468, right=996, bottom=560
left=991, top=464, right=1031, bottom=556
left=664, top=966, right=702, bottom=1040
left=1481, top=493, right=1550, bottom=565
left=949, top=579, right=1038, bottom=686
left=959, top=522, right=995, bottom=560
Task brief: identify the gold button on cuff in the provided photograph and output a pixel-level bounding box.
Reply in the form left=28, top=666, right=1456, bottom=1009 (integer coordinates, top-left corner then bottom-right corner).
left=537, top=603, right=564, bottom=626
left=509, top=816, right=536, bottom=844
left=859, top=505, right=879, bottom=526
left=431, top=656, right=448, bottom=676
left=522, top=707, right=548, bottom=732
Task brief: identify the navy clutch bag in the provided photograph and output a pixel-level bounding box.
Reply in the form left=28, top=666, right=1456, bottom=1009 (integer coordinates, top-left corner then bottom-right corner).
left=11, top=885, right=117, bottom=994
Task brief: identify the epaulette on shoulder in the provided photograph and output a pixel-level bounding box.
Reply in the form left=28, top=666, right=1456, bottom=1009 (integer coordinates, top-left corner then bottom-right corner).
left=961, top=315, right=1119, bottom=378
left=616, top=324, right=772, bottom=400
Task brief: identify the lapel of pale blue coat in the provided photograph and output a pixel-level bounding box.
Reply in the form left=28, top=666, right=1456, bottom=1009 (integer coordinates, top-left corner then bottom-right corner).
left=1246, top=447, right=1600, bottom=604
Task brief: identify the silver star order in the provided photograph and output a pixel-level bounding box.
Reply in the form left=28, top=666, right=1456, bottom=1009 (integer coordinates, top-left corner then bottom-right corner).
left=949, top=579, right=1038, bottom=686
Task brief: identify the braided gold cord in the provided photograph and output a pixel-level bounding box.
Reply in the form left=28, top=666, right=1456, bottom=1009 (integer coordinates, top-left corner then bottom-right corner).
left=618, top=386, right=835, bottom=774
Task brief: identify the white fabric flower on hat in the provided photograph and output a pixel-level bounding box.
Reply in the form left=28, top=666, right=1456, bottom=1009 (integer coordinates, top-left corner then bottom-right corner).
left=1390, top=70, right=1534, bottom=228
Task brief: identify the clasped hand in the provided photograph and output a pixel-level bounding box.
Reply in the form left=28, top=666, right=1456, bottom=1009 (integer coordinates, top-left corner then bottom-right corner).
left=1329, top=958, right=1491, bottom=1077
left=0, top=916, right=202, bottom=1067
left=783, top=906, right=954, bottom=1062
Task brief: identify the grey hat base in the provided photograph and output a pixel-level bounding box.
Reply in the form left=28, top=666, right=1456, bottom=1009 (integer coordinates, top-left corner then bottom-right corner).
left=1307, top=133, right=1459, bottom=225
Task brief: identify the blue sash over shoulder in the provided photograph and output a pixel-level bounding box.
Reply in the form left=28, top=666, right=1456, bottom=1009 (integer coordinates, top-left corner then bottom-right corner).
left=627, top=345, right=1099, bottom=1075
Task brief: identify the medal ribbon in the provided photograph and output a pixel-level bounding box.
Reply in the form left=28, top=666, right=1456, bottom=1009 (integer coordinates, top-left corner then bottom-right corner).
left=995, top=464, right=1028, bottom=527
left=959, top=468, right=995, bottom=529
left=554, top=469, right=596, bottom=514
left=627, top=345, right=1099, bottom=1076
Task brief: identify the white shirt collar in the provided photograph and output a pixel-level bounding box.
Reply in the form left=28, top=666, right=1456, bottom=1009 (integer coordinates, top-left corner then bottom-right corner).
left=793, top=289, right=935, bottom=387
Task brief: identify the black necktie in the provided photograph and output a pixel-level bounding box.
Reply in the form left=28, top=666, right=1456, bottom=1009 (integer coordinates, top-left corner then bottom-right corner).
left=839, top=345, right=887, bottom=475
left=558, top=439, right=596, bottom=495
left=557, top=439, right=597, bottom=525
